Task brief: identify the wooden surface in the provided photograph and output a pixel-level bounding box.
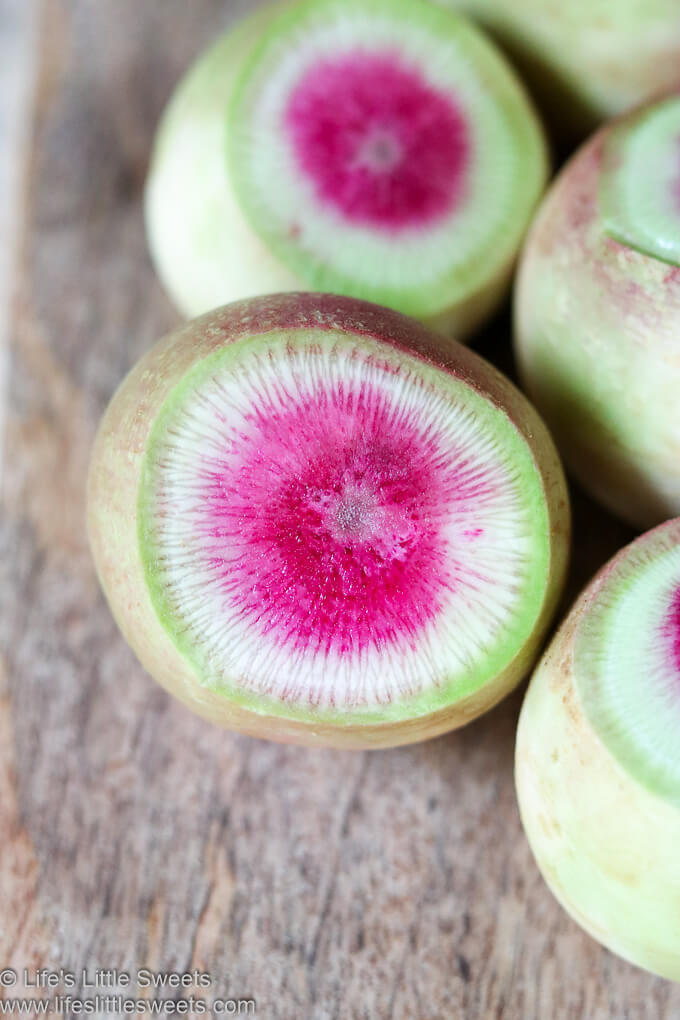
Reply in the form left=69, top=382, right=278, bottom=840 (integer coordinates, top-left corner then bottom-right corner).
left=1, top=1, right=680, bottom=1017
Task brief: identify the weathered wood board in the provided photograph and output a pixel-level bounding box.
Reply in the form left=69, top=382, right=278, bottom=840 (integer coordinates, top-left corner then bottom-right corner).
left=1, top=1, right=680, bottom=1016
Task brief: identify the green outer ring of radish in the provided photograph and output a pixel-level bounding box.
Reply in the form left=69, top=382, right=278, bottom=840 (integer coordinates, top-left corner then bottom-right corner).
left=573, top=524, right=680, bottom=805
left=226, top=0, right=548, bottom=322
left=599, top=93, right=680, bottom=268
left=137, top=328, right=553, bottom=727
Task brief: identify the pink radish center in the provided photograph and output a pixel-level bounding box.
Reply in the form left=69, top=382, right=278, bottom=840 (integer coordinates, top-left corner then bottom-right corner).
left=664, top=586, right=680, bottom=676
left=199, top=380, right=492, bottom=658
left=284, top=52, right=469, bottom=231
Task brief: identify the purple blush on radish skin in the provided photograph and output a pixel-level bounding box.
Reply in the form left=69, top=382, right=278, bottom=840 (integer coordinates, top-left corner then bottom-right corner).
left=515, top=94, right=680, bottom=529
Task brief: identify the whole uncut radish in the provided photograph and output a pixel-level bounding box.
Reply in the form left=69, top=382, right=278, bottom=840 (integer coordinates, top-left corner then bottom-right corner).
left=87, top=293, right=569, bottom=749
left=516, top=519, right=680, bottom=980
left=145, top=0, right=547, bottom=341
left=515, top=93, right=680, bottom=530
left=435, top=0, right=680, bottom=141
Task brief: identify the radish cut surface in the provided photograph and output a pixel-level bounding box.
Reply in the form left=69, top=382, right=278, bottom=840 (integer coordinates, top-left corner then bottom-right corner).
left=138, top=328, right=551, bottom=724
left=574, top=526, right=680, bottom=802
left=221, top=0, right=546, bottom=321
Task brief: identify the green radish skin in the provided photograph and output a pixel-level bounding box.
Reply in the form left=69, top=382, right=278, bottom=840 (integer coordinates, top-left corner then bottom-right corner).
left=145, top=4, right=300, bottom=320
left=87, top=293, right=569, bottom=749
left=515, top=96, right=680, bottom=530
left=516, top=519, right=680, bottom=981
left=144, top=0, right=547, bottom=342
left=435, top=0, right=680, bottom=141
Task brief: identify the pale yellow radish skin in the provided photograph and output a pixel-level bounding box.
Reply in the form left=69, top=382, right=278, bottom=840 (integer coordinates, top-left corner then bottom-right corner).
left=436, top=0, right=680, bottom=140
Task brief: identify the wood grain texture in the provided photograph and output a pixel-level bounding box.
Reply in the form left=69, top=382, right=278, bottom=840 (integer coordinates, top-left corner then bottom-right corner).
left=1, top=1, right=680, bottom=1016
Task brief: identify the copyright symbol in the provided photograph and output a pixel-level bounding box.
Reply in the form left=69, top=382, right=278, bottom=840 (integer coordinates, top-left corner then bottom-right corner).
left=0, top=969, right=16, bottom=987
